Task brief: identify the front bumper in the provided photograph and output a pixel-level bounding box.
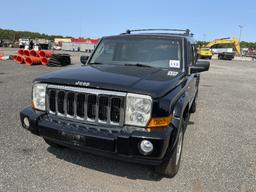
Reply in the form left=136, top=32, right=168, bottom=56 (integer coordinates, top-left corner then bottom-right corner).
left=20, top=107, right=175, bottom=165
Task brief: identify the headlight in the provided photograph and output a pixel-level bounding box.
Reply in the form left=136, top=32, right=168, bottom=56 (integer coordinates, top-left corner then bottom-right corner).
left=125, top=93, right=152, bottom=127
left=32, top=83, right=47, bottom=111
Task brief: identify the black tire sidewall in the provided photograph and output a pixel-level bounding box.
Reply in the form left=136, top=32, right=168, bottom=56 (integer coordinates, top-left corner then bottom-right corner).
left=155, top=119, right=185, bottom=177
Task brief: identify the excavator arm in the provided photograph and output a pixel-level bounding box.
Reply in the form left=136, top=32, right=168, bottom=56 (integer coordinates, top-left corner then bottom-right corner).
left=206, top=38, right=241, bottom=55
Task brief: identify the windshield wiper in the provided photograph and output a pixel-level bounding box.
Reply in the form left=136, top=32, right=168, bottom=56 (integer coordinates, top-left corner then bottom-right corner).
left=89, top=62, right=103, bottom=65
left=124, top=63, right=154, bottom=68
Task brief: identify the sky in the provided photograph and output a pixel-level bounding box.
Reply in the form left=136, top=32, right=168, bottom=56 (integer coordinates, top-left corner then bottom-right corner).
left=0, top=0, right=255, bottom=42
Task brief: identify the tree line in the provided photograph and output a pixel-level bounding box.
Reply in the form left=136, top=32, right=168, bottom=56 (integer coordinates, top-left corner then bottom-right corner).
left=197, top=41, right=256, bottom=49
left=0, top=28, right=72, bottom=41
left=1, top=28, right=255, bottom=48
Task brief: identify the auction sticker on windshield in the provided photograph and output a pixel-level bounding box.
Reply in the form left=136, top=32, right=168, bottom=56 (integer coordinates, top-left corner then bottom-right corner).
left=169, top=60, right=180, bottom=68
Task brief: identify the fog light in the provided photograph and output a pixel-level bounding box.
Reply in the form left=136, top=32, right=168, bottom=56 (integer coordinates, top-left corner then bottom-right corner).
left=139, top=140, right=153, bottom=155
left=23, top=117, right=30, bottom=129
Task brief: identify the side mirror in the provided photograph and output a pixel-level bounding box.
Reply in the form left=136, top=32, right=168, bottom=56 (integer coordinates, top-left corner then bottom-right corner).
left=190, top=60, right=210, bottom=74
left=80, top=56, right=89, bottom=65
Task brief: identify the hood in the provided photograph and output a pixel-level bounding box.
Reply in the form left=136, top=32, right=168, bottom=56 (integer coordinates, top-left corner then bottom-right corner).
left=35, top=64, right=185, bottom=98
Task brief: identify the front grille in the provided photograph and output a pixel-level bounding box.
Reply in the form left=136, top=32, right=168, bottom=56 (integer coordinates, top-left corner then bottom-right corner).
left=46, top=85, right=126, bottom=126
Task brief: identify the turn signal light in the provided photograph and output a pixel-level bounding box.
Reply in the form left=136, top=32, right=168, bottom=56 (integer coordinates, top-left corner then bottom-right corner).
left=32, top=101, right=35, bottom=109
left=147, top=115, right=172, bottom=128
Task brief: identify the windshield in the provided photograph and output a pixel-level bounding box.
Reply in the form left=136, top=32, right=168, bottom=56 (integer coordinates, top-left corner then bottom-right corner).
left=89, top=37, right=182, bottom=69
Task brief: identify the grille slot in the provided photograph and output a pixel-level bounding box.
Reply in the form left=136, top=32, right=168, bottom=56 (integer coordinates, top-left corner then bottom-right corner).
left=111, top=98, right=121, bottom=123
left=57, top=91, right=65, bottom=114
left=67, top=92, right=75, bottom=116
left=76, top=94, right=85, bottom=118
left=99, top=96, right=109, bottom=122
left=49, top=90, right=56, bottom=112
left=46, top=85, right=125, bottom=126
left=87, top=94, right=97, bottom=119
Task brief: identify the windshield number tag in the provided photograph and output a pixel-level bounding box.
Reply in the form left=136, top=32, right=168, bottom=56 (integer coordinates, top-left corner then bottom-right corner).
left=167, top=71, right=179, bottom=76
left=169, top=60, right=180, bottom=68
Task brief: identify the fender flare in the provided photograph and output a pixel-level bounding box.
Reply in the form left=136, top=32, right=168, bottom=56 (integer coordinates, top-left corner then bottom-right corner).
left=172, top=91, right=190, bottom=129
left=163, top=92, right=190, bottom=162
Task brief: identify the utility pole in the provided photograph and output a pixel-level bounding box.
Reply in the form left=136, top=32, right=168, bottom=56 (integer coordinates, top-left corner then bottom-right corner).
left=203, top=34, right=206, bottom=42
left=238, top=25, right=243, bottom=41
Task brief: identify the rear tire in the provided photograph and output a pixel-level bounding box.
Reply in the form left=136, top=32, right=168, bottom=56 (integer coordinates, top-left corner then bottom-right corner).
left=43, top=138, right=65, bottom=148
left=155, top=119, right=185, bottom=178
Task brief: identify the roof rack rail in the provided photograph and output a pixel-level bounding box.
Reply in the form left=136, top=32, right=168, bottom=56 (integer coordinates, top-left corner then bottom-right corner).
left=123, top=29, right=192, bottom=36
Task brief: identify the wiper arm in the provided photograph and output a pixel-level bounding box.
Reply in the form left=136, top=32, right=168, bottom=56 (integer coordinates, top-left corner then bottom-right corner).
left=124, top=63, right=154, bottom=68
left=88, top=62, right=103, bottom=65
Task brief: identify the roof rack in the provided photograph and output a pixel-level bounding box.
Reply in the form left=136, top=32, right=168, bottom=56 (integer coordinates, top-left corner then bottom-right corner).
left=123, top=29, right=192, bottom=36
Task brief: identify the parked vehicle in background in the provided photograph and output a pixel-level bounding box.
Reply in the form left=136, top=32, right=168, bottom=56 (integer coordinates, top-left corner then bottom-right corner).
left=218, top=52, right=235, bottom=60
left=19, top=38, right=30, bottom=48
left=35, top=38, right=52, bottom=50
left=242, top=48, right=256, bottom=57
left=0, top=39, right=13, bottom=47
left=211, top=48, right=233, bottom=54
left=53, top=45, right=62, bottom=50
left=20, top=29, right=210, bottom=178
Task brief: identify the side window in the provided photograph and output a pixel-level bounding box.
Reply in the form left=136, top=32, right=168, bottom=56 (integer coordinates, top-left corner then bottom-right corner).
left=187, top=42, right=192, bottom=66
left=188, top=43, right=197, bottom=65
left=192, top=44, right=198, bottom=63
left=191, top=45, right=195, bottom=65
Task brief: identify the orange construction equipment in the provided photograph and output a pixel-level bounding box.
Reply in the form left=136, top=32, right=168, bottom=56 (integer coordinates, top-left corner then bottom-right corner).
left=23, top=50, right=30, bottom=57
left=39, top=50, right=53, bottom=58
left=41, top=57, right=49, bottom=65
left=12, top=55, right=18, bottom=61
left=29, top=50, right=38, bottom=57
left=25, top=56, right=42, bottom=65
left=16, top=55, right=25, bottom=64
left=18, top=49, right=24, bottom=55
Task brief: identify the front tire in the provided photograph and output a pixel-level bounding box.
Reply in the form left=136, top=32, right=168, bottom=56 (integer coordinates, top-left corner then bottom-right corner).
left=155, top=120, right=184, bottom=178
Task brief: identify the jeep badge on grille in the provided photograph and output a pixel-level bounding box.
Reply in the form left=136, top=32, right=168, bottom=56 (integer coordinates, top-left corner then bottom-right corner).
left=75, top=81, right=90, bottom=87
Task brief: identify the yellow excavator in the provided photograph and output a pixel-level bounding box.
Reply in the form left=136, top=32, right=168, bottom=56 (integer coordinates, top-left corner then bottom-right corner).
left=198, top=38, right=241, bottom=60
left=205, top=38, right=241, bottom=55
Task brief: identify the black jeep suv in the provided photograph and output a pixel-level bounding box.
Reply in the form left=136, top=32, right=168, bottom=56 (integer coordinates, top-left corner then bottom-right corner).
left=20, top=29, right=209, bottom=177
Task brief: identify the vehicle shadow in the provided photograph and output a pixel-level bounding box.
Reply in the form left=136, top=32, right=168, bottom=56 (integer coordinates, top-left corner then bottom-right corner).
left=47, top=146, right=163, bottom=181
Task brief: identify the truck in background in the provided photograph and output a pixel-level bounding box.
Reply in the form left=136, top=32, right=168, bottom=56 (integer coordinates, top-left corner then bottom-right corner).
left=35, top=38, right=52, bottom=50
left=19, top=38, right=30, bottom=48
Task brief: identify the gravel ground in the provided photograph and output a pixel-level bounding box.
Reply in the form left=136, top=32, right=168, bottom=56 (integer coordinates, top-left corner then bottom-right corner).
left=0, top=55, right=256, bottom=192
